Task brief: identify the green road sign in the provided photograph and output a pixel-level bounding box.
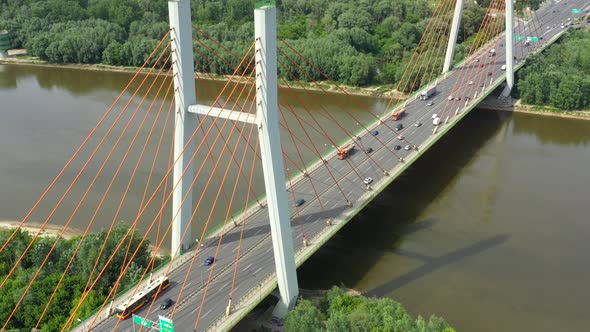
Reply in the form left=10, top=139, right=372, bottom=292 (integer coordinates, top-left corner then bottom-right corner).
left=132, top=314, right=152, bottom=328
left=515, top=35, right=522, bottom=40
left=532, top=37, right=538, bottom=42
left=572, top=9, right=580, bottom=14
left=526, top=36, right=532, bottom=41
left=525, top=36, right=539, bottom=42
left=159, top=315, right=175, bottom=332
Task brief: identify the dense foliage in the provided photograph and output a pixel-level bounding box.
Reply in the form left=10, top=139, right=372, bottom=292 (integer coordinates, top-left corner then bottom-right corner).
left=515, top=29, right=590, bottom=110
left=284, top=287, right=455, bottom=332
left=0, top=224, right=158, bottom=331
left=0, top=0, right=495, bottom=87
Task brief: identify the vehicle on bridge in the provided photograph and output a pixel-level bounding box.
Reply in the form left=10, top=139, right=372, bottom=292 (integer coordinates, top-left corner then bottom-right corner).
left=391, top=107, right=406, bottom=121
left=419, top=85, right=437, bottom=100
left=205, top=256, right=215, bottom=266
left=337, top=143, right=355, bottom=160
left=115, top=276, right=170, bottom=319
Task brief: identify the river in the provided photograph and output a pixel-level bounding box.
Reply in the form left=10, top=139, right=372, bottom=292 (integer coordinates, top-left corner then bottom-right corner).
left=1, top=64, right=589, bottom=331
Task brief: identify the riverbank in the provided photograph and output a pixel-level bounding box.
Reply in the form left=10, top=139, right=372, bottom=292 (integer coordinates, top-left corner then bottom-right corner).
left=0, top=220, right=167, bottom=255
left=0, top=51, right=404, bottom=99
left=512, top=100, right=590, bottom=120
left=0, top=220, right=82, bottom=239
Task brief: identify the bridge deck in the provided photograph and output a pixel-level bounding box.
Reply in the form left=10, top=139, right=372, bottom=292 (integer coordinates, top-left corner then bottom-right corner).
left=80, top=1, right=587, bottom=331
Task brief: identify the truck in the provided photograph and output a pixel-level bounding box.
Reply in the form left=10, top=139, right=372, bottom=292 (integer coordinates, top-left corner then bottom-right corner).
left=337, top=143, right=355, bottom=160
left=419, top=85, right=437, bottom=100
left=391, top=108, right=406, bottom=121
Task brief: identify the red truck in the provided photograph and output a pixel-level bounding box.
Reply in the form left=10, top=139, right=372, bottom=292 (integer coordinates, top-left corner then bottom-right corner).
left=391, top=108, right=405, bottom=121
left=337, top=143, right=355, bottom=160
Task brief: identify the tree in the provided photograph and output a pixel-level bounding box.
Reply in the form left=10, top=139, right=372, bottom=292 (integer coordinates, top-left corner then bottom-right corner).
left=284, top=299, right=325, bottom=332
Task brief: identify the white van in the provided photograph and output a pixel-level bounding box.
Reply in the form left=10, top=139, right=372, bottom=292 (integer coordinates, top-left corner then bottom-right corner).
left=432, top=117, right=441, bottom=126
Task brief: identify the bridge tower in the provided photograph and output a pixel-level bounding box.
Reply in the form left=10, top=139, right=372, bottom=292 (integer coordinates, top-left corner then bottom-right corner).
left=168, top=0, right=299, bottom=318
left=443, top=0, right=465, bottom=73
left=169, top=0, right=196, bottom=256
left=501, top=0, right=515, bottom=96
left=254, top=1, right=299, bottom=319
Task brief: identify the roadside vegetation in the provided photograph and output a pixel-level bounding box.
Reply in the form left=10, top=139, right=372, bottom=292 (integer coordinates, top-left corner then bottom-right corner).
left=0, top=224, right=162, bottom=331
left=0, top=0, right=500, bottom=87
left=284, top=287, right=455, bottom=332
left=514, top=28, right=590, bottom=111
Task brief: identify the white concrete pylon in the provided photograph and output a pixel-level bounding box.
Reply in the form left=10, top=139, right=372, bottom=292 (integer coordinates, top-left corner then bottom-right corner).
left=254, top=2, right=299, bottom=319
left=443, top=0, right=465, bottom=73
left=169, top=0, right=197, bottom=256
left=502, top=0, right=515, bottom=97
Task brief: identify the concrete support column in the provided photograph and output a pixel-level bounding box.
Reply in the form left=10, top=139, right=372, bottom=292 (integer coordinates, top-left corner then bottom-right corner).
left=502, top=0, right=515, bottom=97
left=254, top=2, right=299, bottom=319
left=169, top=0, right=197, bottom=256
left=443, top=0, right=465, bottom=73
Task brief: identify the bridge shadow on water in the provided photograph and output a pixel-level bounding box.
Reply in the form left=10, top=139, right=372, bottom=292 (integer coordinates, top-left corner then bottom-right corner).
left=296, top=108, right=513, bottom=294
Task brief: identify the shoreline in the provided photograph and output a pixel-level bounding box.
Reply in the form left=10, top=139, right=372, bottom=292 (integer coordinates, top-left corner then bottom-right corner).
left=0, top=220, right=167, bottom=255
left=511, top=103, right=590, bottom=120
left=0, top=54, right=404, bottom=99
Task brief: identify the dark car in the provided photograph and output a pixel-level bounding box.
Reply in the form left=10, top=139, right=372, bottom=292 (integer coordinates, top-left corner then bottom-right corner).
left=395, top=124, right=403, bottom=131
left=295, top=198, right=305, bottom=207
left=487, top=72, right=493, bottom=76
left=394, top=145, right=402, bottom=150
left=365, top=147, right=373, bottom=153
left=371, top=130, right=379, bottom=136
left=205, top=256, right=215, bottom=266
left=160, top=298, right=174, bottom=310
left=457, top=97, right=461, bottom=101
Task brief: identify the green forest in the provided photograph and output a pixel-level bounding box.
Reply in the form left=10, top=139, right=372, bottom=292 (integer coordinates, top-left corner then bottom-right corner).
left=0, top=0, right=498, bottom=87
left=284, top=287, right=455, bottom=332
left=515, top=29, right=590, bottom=110
left=0, top=224, right=160, bottom=331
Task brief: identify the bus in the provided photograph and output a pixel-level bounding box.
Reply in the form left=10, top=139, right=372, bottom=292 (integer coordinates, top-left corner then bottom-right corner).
left=115, top=276, right=170, bottom=319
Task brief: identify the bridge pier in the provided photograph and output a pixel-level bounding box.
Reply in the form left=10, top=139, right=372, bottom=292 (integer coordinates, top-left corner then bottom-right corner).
left=502, top=0, right=515, bottom=97
left=443, top=0, right=464, bottom=73
left=169, top=0, right=197, bottom=256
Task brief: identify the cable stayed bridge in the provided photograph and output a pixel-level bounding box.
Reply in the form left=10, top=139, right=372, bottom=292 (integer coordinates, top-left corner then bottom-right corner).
left=0, top=0, right=587, bottom=331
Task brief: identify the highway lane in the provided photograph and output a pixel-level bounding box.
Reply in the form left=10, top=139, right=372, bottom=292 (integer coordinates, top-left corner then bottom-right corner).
left=85, top=2, right=586, bottom=331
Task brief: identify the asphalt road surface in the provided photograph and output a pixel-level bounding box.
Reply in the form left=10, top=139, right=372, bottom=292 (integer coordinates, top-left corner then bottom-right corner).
left=86, top=1, right=588, bottom=331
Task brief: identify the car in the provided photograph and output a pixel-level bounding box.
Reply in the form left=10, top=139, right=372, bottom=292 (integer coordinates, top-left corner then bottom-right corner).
left=456, top=97, right=461, bottom=101
left=547, top=26, right=550, bottom=29
left=475, top=58, right=480, bottom=62
left=404, top=145, right=412, bottom=151
left=394, top=145, right=402, bottom=150
left=432, top=113, right=438, bottom=119
left=480, top=83, right=485, bottom=87
left=468, top=80, right=474, bottom=85
left=365, top=147, right=373, bottom=153
left=501, top=64, right=506, bottom=70
left=397, top=134, right=404, bottom=140
left=487, top=72, right=492, bottom=76
left=427, top=101, right=434, bottom=106
left=464, top=96, right=470, bottom=100
left=371, top=130, right=379, bottom=136
left=499, top=43, right=504, bottom=47
left=205, top=256, right=215, bottom=266
left=395, top=124, right=403, bottom=131
left=561, top=25, right=565, bottom=29
left=448, top=95, right=454, bottom=101
left=363, top=177, right=373, bottom=185
left=295, top=198, right=305, bottom=207
left=479, top=63, right=485, bottom=68
left=414, top=122, right=422, bottom=127
left=160, top=298, right=174, bottom=310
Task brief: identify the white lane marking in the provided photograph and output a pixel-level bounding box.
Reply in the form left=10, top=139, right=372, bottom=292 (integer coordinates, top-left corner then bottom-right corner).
left=202, top=308, right=212, bottom=319
left=253, top=266, right=263, bottom=275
